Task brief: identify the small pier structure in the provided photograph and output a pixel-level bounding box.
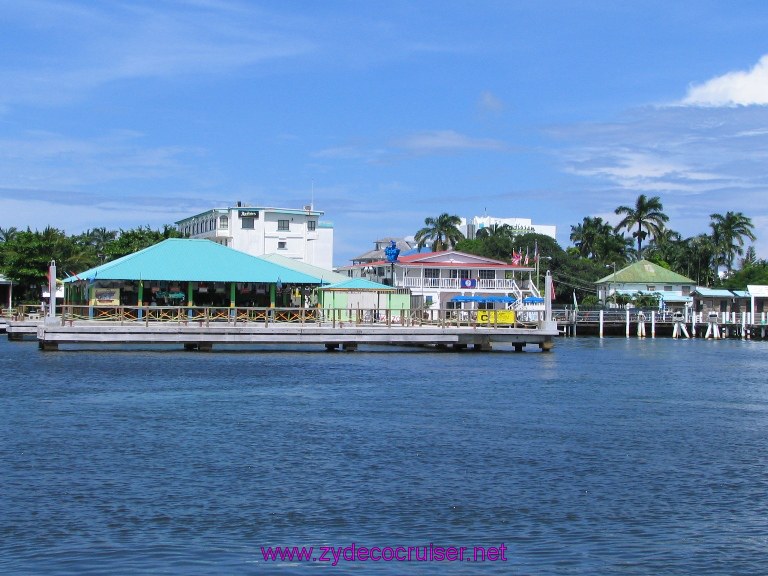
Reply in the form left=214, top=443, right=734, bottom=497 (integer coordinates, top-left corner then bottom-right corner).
left=556, top=309, right=768, bottom=340
left=31, top=285, right=559, bottom=352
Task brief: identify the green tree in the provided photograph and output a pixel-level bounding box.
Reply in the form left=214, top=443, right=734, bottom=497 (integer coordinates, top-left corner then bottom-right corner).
left=614, top=194, right=669, bottom=256
left=476, top=223, right=514, bottom=241
left=709, top=211, right=756, bottom=276
left=570, top=216, right=630, bottom=264
left=1, top=227, right=78, bottom=302
left=679, top=234, right=717, bottom=286
left=721, top=259, right=768, bottom=289
left=414, top=213, right=465, bottom=251
left=570, top=216, right=607, bottom=259
left=740, top=246, right=758, bottom=269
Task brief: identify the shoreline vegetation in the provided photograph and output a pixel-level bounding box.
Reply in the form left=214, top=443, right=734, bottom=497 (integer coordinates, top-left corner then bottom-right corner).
left=1, top=194, right=762, bottom=306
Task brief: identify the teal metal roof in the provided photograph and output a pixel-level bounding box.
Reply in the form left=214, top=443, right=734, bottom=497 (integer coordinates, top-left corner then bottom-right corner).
left=692, top=287, right=746, bottom=298
left=320, top=278, right=396, bottom=291
left=63, top=239, right=323, bottom=284
left=258, top=253, right=348, bottom=284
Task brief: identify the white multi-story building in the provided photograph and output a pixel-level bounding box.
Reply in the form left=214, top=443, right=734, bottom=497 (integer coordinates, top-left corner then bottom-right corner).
left=460, top=216, right=556, bottom=240
left=176, top=204, right=334, bottom=270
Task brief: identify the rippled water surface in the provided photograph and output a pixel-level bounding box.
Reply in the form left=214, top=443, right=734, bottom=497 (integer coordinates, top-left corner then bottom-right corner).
left=2, top=337, right=768, bottom=575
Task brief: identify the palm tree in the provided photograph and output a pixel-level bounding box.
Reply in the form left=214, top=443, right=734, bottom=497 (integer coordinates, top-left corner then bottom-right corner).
left=0, top=226, right=18, bottom=243
left=570, top=216, right=610, bottom=259
left=709, top=211, right=756, bottom=275
left=681, top=234, right=717, bottom=286
left=415, top=213, right=465, bottom=251
left=614, top=194, right=669, bottom=256
left=476, top=223, right=514, bottom=241
left=645, top=226, right=683, bottom=266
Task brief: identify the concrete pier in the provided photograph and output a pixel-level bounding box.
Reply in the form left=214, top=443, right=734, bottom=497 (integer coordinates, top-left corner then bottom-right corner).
left=35, top=322, right=558, bottom=352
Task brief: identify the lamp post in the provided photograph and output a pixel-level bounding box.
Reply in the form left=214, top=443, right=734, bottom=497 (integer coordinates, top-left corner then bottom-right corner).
left=605, top=262, right=616, bottom=306
left=536, top=256, right=552, bottom=292
left=384, top=241, right=400, bottom=287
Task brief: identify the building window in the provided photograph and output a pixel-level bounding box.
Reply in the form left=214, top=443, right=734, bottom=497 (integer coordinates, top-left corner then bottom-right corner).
left=479, top=270, right=495, bottom=280
left=664, top=285, right=673, bottom=292
left=308, top=220, right=317, bottom=231
left=450, top=269, right=471, bottom=279
left=424, top=268, right=440, bottom=279
left=278, top=241, right=287, bottom=250
left=242, top=217, right=255, bottom=229
left=682, top=286, right=690, bottom=295
left=647, top=285, right=656, bottom=291
left=219, top=216, right=228, bottom=229
left=278, top=219, right=290, bottom=231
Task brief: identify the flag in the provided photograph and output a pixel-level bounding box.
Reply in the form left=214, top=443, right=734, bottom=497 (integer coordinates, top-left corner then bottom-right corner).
left=551, top=281, right=556, bottom=300
left=524, top=247, right=529, bottom=266
left=573, top=290, right=578, bottom=310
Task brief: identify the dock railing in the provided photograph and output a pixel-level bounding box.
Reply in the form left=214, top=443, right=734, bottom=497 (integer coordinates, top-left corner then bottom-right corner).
left=552, top=308, right=768, bottom=326
left=55, top=304, right=547, bottom=330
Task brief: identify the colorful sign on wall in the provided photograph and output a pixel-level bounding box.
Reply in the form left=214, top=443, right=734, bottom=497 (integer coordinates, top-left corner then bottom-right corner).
left=91, top=288, right=120, bottom=306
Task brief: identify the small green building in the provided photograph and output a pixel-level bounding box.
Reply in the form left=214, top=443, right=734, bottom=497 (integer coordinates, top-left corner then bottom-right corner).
left=318, top=278, right=410, bottom=321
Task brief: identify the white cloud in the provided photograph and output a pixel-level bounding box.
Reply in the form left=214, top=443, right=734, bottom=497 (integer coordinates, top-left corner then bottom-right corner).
left=0, top=1, right=315, bottom=109
left=394, top=130, right=506, bottom=154
left=478, top=91, right=504, bottom=113
left=549, top=105, right=768, bottom=251
left=682, top=54, right=768, bottom=107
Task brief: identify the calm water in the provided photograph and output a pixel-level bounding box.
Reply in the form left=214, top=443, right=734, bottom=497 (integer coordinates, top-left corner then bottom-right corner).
left=1, top=337, right=767, bottom=575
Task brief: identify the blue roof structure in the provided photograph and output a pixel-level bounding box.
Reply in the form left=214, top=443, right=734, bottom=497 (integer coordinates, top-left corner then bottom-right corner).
left=400, top=246, right=433, bottom=257
left=63, top=239, right=323, bottom=284
left=451, top=295, right=516, bottom=303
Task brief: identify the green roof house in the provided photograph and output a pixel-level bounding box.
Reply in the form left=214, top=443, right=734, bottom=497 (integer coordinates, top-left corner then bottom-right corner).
left=595, top=260, right=695, bottom=310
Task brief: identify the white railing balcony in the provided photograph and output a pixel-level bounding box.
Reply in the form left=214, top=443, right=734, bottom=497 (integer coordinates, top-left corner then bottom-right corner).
left=402, top=278, right=530, bottom=292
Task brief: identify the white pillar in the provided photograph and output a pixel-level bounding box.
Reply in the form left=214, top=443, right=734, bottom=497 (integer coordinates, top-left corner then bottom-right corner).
left=742, top=312, right=746, bottom=339
left=48, top=260, right=57, bottom=321
left=599, top=309, right=604, bottom=338
left=625, top=309, right=630, bottom=338
left=651, top=311, right=656, bottom=338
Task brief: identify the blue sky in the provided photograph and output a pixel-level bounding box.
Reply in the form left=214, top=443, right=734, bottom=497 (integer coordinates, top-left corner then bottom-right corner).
left=2, top=0, right=768, bottom=266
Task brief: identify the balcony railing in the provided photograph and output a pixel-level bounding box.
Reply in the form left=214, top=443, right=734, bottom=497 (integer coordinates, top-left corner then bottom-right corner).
left=402, top=277, right=523, bottom=291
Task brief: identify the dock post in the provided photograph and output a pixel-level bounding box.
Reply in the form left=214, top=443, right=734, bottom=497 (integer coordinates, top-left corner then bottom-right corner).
left=625, top=309, right=630, bottom=338
left=651, top=311, right=656, bottom=338
left=39, top=340, right=58, bottom=351
left=599, top=310, right=604, bottom=338
left=637, top=311, right=646, bottom=338
left=742, top=313, right=746, bottom=340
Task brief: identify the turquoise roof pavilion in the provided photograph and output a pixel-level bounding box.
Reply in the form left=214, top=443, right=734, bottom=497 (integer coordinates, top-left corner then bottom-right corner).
left=63, top=238, right=327, bottom=308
